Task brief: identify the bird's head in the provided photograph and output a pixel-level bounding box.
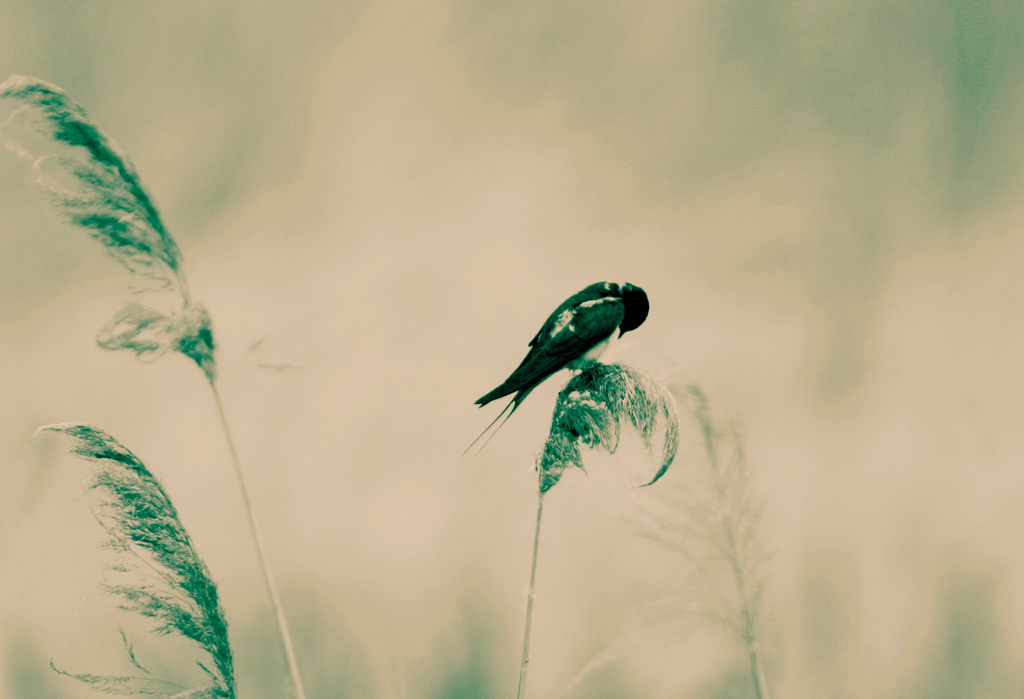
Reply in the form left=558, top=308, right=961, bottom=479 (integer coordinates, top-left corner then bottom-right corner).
left=618, top=283, right=649, bottom=335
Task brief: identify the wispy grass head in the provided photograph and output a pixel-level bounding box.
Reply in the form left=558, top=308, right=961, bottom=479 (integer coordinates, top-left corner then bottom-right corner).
left=38, top=423, right=235, bottom=698
left=536, top=362, right=679, bottom=493
left=1, top=75, right=215, bottom=382
left=672, top=383, right=768, bottom=646
left=566, top=382, right=772, bottom=697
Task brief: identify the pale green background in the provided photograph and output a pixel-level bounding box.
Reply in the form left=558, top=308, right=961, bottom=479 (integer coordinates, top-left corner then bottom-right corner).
left=3, top=1, right=1024, bottom=697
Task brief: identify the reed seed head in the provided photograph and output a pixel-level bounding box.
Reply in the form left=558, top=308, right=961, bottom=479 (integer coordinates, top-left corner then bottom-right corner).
left=37, top=423, right=235, bottom=698
left=1, top=75, right=216, bottom=382
left=537, top=362, right=679, bottom=494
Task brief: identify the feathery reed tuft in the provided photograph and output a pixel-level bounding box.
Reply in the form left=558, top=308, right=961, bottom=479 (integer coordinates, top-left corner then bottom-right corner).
left=38, top=423, right=235, bottom=698
left=537, top=362, right=679, bottom=493
left=571, top=382, right=771, bottom=697
left=659, top=384, right=768, bottom=658
left=95, top=302, right=216, bottom=382
left=5, top=76, right=305, bottom=697
left=0, top=75, right=215, bottom=381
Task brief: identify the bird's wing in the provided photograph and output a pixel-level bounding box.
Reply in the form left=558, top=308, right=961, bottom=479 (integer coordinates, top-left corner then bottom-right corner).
left=492, top=296, right=625, bottom=397
left=528, top=282, right=617, bottom=348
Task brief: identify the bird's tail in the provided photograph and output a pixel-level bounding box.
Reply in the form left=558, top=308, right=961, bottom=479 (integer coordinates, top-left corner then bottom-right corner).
left=475, top=383, right=512, bottom=406
left=463, top=387, right=534, bottom=456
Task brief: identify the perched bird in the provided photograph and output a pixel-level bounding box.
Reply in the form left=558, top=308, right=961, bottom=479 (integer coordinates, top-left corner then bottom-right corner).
left=467, top=281, right=650, bottom=453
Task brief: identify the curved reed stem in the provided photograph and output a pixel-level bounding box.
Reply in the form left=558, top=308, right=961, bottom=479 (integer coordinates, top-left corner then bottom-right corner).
left=749, top=643, right=768, bottom=699
left=210, top=382, right=307, bottom=699
left=517, top=468, right=546, bottom=699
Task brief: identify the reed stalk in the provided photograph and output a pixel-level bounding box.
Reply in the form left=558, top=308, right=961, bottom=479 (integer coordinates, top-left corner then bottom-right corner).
left=516, top=469, right=545, bottom=699
left=210, top=383, right=306, bottom=699
left=515, top=361, right=678, bottom=697
left=2, top=75, right=305, bottom=698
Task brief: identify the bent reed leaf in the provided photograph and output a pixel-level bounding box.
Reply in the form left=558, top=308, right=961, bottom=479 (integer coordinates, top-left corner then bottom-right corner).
left=0, top=75, right=215, bottom=380
left=38, top=423, right=235, bottom=699
left=536, top=362, right=679, bottom=493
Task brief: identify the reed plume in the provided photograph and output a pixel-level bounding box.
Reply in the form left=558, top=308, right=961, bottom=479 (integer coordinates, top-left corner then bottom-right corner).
left=568, top=382, right=771, bottom=698
left=1, top=76, right=304, bottom=698
left=518, top=362, right=678, bottom=699
left=0, top=75, right=214, bottom=381
left=38, top=423, right=234, bottom=698
left=537, top=362, right=679, bottom=493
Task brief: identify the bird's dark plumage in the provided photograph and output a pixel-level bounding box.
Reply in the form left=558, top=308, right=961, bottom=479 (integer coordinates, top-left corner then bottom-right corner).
left=467, top=281, right=649, bottom=453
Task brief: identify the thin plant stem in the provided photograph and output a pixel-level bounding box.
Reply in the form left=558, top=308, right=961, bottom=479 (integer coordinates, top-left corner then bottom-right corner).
left=749, top=643, right=768, bottom=699
left=210, top=382, right=307, bottom=699
left=722, top=517, right=767, bottom=699
left=518, top=468, right=546, bottom=699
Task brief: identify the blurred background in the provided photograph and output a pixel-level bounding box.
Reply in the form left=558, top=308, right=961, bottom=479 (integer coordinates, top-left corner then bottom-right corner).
left=4, top=1, right=1024, bottom=697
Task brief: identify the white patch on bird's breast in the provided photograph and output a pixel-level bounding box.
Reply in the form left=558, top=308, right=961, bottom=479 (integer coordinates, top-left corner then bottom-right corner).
left=581, top=336, right=611, bottom=361
left=567, top=328, right=620, bottom=369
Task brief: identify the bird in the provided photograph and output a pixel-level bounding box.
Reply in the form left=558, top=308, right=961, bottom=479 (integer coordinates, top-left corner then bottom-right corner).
left=466, top=281, right=650, bottom=454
